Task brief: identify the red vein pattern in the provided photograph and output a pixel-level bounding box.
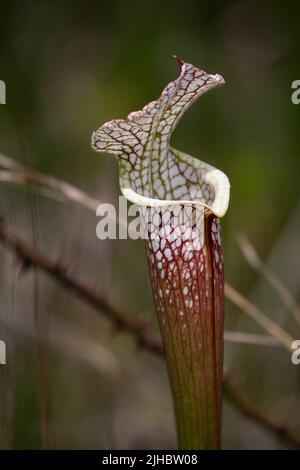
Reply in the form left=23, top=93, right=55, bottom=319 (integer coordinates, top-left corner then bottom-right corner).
left=92, top=58, right=230, bottom=449
left=91, top=60, right=227, bottom=215
left=143, top=205, right=223, bottom=448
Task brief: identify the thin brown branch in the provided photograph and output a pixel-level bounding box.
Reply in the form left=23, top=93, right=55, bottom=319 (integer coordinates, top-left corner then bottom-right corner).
left=237, top=232, right=300, bottom=327
left=224, top=331, right=279, bottom=347
left=225, top=283, right=295, bottom=351
left=0, top=153, right=127, bottom=230
left=0, top=220, right=299, bottom=448
left=223, top=370, right=300, bottom=448
left=0, top=169, right=101, bottom=212
left=0, top=220, right=162, bottom=356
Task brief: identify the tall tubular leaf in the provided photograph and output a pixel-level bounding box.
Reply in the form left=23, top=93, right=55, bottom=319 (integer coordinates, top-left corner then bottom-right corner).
left=92, top=58, right=230, bottom=449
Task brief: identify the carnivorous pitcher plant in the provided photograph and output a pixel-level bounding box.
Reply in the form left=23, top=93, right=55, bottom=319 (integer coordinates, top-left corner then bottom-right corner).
left=92, top=57, right=230, bottom=449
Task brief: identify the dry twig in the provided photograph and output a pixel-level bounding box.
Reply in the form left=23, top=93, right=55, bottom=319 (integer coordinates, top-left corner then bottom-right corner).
left=237, top=233, right=300, bottom=327
left=224, top=283, right=295, bottom=351
left=224, top=370, right=300, bottom=448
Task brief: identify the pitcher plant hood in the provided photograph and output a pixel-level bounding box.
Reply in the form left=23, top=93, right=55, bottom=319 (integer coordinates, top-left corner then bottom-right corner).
left=91, top=58, right=230, bottom=217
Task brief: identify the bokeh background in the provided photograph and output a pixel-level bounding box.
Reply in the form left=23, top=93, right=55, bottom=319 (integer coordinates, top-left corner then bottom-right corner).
left=0, top=0, right=299, bottom=449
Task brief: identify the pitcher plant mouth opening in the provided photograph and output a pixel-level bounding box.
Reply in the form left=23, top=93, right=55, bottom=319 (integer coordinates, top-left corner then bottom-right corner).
left=92, top=57, right=230, bottom=450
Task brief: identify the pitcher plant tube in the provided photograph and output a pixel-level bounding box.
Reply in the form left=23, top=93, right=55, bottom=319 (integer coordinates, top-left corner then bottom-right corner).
left=91, top=58, right=230, bottom=449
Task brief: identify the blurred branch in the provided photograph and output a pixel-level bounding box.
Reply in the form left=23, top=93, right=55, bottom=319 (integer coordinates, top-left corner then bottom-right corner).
left=0, top=154, right=101, bottom=212
left=0, top=152, right=128, bottom=229
left=224, top=370, right=300, bottom=448
left=237, top=232, right=300, bottom=327
left=0, top=220, right=299, bottom=448
left=0, top=219, right=162, bottom=355
left=224, top=283, right=295, bottom=351
left=224, top=331, right=278, bottom=347
left=0, top=314, right=121, bottom=380
left=0, top=170, right=67, bottom=203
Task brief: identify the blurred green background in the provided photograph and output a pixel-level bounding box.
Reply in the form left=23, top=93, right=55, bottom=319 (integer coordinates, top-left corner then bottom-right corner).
left=0, top=0, right=299, bottom=449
